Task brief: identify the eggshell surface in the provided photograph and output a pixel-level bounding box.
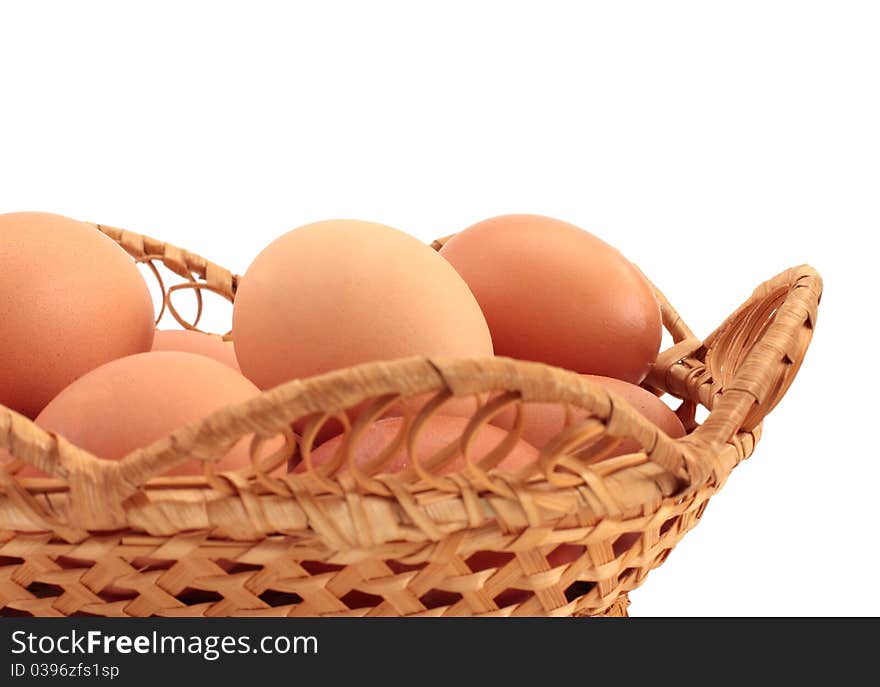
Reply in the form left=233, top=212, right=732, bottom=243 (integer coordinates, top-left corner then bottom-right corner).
left=0, top=212, right=155, bottom=417
left=152, top=329, right=240, bottom=371
left=439, top=214, right=662, bottom=384
left=26, top=352, right=270, bottom=476
left=492, top=374, right=686, bottom=453
left=232, top=220, right=494, bottom=391
left=299, top=415, right=538, bottom=475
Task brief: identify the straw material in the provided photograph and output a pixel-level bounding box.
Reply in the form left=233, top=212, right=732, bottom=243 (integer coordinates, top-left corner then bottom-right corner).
left=0, top=223, right=822, bottom=617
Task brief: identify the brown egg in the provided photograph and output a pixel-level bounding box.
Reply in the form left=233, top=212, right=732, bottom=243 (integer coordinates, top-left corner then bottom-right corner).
left=0, top=212, right=155, bottom=417
left=292, top=391, right=493, bottom=450
left=297, top=415, right=538, bottom=475
left=232, top=220, right=494, bottom=390
left=439, top=214, right=662, bottom=384
left=152, top=329, right=240, bottom=371
left=12, top=352, right=279, bottom=477
left=492, top=374, right=686, bottom=454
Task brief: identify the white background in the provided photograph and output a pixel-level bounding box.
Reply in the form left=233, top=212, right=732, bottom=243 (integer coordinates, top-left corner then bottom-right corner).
left=1, top=1, right=877, bottom=616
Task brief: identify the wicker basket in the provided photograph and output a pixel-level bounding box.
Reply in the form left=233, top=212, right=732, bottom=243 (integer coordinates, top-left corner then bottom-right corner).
left=0, top=224, right=822, bottom=617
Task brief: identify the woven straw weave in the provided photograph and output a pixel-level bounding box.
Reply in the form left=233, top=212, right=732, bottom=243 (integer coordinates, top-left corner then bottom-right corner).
left=0, top=224, right=822, bottom=617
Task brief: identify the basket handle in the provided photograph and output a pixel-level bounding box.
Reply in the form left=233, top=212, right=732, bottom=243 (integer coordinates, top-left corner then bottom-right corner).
left=655, top=265, right=822, bottom=451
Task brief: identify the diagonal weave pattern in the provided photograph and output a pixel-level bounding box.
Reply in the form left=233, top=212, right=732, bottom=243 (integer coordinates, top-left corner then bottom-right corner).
left=0, top=223, right=822, bottom=616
